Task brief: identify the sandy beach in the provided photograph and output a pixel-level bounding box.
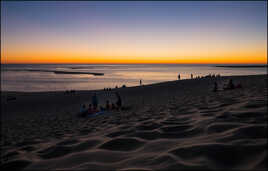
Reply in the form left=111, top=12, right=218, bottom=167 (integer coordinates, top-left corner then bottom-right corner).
left=1, top=74, right=267, bottom=170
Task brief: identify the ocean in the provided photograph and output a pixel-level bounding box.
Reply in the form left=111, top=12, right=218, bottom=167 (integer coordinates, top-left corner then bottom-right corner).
left=1, top=64, right=266, bottom=92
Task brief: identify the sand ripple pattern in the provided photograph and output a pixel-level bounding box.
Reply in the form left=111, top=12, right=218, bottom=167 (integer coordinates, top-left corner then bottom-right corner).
left=1, top=75, right=267, bottom=170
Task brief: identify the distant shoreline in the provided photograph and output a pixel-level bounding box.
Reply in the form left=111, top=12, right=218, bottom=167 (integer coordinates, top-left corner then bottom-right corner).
left=1, top=74, right=266, bottom=94
left=215, top=65, right=267, bottom=68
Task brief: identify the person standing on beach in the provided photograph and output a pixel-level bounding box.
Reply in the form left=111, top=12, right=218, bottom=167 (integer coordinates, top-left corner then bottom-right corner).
left=115, top=92, right=122, bottom=110
left=191, top=73, right=193, bottom=79
left=92, top=93, right=98, bottom=110
left=178, top=74, right=180, bottom=80
left=140, top=79, right=142, bottom=86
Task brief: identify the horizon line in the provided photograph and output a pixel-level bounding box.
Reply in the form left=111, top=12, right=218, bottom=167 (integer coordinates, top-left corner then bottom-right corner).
left=1, top=62, right=267, bottom=65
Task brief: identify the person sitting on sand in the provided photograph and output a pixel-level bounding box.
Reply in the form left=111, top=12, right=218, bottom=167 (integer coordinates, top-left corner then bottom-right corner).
left=92, top=93, right=98, bottom=109
left=115, top=92, right=122, bottom=110
left=111, top=103, right=116, bottom=110
left=92, top=106, right=99, bottom=113
left=228, top=79, right=234, bottom=89
left=224, top=79, right=235, bottom=90
left=106, top=100, right=111, bottom=110
left=213, top=82, right=218, bottom=92
left=79, top=104, right=87, bottom=117
left=100, top=106, right=105, bottom=111
left=236, top=82, right=243, bottom=89
left=87, top=104, right=94, bottom=115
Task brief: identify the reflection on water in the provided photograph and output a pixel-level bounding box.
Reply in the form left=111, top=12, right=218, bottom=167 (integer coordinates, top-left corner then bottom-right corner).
left=1, top=64, right=266, bottom=92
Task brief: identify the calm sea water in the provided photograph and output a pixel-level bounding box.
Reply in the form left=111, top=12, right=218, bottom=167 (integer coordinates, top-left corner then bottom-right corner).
left=1, top=64, right=266, bottom=92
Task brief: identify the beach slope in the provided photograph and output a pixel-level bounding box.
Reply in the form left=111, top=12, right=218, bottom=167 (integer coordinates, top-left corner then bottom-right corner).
left=1, top=74, right=267, bottom=170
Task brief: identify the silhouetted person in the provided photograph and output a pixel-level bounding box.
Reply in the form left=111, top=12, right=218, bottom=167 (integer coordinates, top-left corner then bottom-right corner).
left=191, top=73, right=193, bottom=79
left=236, top=82, right=243, bottom=89
left=111, top=103, right=116, bottom=110
left=100, top=106, right=105, bottom=111
left=228, top=79, right=235, bottom=89
left=92, top=106, right=99, bottom=113
left=88, top=104, right=93, bottom=115
left=115, top=92, right=122, bottom=110
left=79, top=104, right=87, bottom=117
left=140, top=79, right=142, bottom=86
left=106, top=100, right=111, bottom=110
left=178, top=74, right=180, bottom=80
left=92, top=93, right=98, bottom=109
left=213, top=82, right=218, bottom=92
left=224, top=79, right=235, bottom=90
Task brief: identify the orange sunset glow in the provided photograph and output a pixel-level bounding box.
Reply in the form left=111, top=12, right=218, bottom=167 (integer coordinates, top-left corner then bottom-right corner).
left=1, top=1, right=267, bottom=64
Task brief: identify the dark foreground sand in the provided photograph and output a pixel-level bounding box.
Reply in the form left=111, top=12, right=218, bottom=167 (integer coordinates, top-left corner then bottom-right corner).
left=1, top=74, right=267, bottom=170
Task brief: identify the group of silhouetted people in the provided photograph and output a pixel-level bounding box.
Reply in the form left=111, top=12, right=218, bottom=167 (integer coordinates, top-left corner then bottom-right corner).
left=213, top=79, right=243, bottom=92
left=64, top=90, right=76, bottom=94
left=104, top=88, right=112, bottom=91
left=178, top=73, right=221, bottom=80
left=78, top=92, right=122, bottom=117
left=100, top=93, right=121, bottom=111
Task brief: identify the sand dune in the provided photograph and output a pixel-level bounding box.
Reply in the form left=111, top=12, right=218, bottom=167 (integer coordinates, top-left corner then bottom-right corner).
left=1, top=74, right=267, bottom=170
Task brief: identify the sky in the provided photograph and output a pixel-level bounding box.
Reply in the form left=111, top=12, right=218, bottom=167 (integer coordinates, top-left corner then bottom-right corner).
left=1, top=1, right=267, bottom=64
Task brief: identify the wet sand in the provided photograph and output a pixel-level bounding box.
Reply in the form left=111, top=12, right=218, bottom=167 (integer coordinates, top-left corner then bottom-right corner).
left=1, top=74, right=267, bottom=170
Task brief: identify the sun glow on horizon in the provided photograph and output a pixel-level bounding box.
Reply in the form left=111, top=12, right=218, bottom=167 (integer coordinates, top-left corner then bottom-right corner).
left=1, top=1, right=267, bottom=65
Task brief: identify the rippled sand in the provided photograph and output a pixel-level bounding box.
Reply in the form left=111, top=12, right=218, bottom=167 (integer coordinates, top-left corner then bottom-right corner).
left=1, top=75, right=267, bottom=170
